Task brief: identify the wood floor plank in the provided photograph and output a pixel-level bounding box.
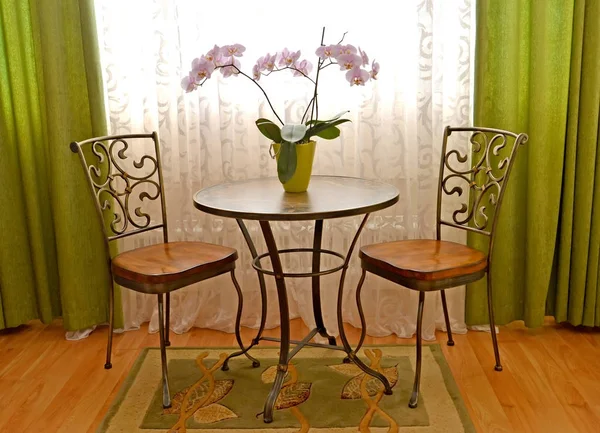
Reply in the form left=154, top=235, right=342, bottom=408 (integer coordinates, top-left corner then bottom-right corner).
left=499, top=327, right=579, bottom=433
left=1, top=318, right=599, bottom=432
left=467, top=330, right=540, bottom=433
left=441, top=333, right=513, bottom=433
left=537, top=322, right=600, bottom=424
left=37, top=349, right=139, bottom=433
left=506, top=323, right=600, bottom=433
left=0, top=343, right=86, bottom=432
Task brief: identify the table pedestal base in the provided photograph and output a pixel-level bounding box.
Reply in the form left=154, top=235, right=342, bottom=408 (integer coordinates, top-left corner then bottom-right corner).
left=227, top=217, right=393, bottom=423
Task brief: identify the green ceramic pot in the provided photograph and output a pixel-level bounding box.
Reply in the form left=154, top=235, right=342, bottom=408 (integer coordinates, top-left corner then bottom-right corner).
left=272, top=140, right=316, bottom=193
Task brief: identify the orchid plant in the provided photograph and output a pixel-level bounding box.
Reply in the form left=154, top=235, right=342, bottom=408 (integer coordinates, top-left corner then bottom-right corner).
left=182, top=29, right=379, bottom=183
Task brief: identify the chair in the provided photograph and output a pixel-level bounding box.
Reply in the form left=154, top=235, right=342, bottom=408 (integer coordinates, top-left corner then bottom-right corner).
left=353, top=126, right=528, bottom=408
left=70, top=132, right=257, bottom=408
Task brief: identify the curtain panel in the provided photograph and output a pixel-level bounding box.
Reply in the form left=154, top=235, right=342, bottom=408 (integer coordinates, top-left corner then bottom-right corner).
left=94, top=0, right=474, bottom=340
left=468, top=0, right=600, bottom=327
left=551, top=0, right=600, bottom=326
left=0, top=0, right=115, bottom=331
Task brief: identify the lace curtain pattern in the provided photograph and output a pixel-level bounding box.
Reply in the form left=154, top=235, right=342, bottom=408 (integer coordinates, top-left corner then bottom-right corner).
left=93, top=0, right=473, bottom=341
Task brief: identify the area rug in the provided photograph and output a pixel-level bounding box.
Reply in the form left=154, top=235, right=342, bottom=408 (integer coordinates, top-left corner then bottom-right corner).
left=97, top=345, right=475, bottom=432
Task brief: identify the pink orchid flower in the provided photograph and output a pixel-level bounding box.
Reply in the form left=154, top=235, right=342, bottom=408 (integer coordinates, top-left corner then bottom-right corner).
left=252, top=63, right=261, bottom=81
left=264, top=53, right=277, bottom=71
left=256, top=56, right=267, bottom=71
left=337, top=53, right=363, bottom=71
left=256, top=53, right=276, bottom=72
left=221, top=44, right=246, bottom=57
left=346, top=67, right=370, bottom=86
left=293, top=59, right=313, bottom=77
left=338, top=44, right=357, bottom=55
left=221, top=56, right=241, bottom=78
left=191, top=57, right=215, bottom=80
left=205, top=45, right=221, bottom=63
left=181, top=73, right=197, bottom=92
left=359, top=47, right=369, bottom=66
left=315, top=44, right=341, bottom=60
left=370, top=60, right=380, bottom=80
left=278, top=48, right=301, bottom=67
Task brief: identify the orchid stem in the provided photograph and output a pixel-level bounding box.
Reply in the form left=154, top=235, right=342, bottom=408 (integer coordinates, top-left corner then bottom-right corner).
left=309, top=27, right=326, bottom=125
left=301, top=96, right=316, bottom=124
left=264, top=66, right=316, bottom=85
left=224, top=65, right=284, bottom=125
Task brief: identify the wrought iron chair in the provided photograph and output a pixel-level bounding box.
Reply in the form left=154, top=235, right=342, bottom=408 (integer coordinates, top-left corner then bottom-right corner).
left=352, top=126, right=528, bottom=408
left=70, top=132, right=258, bottom=408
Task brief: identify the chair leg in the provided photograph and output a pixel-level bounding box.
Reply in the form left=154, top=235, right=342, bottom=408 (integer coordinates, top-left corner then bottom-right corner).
left=409, top=291, right=425, bottom=408
left=487, top=272, right=502, bottom=371
left=440, top=290, right=454, bottom=346
left=222, top=270, right=260, bottom=370
left=105, top=283, right=115, bottom=370
left=157, top=294, right=172, bottom=408
left=165, top=293, right=171, bottom=347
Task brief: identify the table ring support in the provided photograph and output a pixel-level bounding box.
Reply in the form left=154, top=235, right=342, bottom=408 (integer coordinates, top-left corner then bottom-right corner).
left=251, top=247, right=345, bottom=278
left=250, top=215, right=392, bottom=423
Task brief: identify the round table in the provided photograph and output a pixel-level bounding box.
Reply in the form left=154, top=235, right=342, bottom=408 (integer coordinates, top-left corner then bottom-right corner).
left=193, top=175, right=399, bottom=423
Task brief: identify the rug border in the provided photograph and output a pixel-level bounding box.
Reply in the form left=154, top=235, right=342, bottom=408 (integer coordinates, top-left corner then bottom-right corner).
left=96, top=344, right=476, bottom=433
left=428, top=345, right=476, bottom=433
left=97, top=347, right=152, bottom=433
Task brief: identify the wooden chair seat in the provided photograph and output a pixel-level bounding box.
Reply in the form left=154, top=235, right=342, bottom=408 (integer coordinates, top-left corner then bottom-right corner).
left=111, top=241, right=238, bottom=293
left=359, top=239, right=487, bottom=290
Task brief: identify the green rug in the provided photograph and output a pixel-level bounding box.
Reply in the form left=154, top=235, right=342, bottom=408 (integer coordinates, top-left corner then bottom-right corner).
left=98, top=345, right=475, bottom=432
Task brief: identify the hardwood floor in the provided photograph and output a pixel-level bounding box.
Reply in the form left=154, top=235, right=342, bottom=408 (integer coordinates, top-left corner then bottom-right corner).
left=1, top=317, right=599, bottom=432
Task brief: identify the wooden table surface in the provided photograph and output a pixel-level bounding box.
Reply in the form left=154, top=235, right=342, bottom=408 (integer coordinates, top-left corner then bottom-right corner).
left=193, top=175, right=399, bottom=221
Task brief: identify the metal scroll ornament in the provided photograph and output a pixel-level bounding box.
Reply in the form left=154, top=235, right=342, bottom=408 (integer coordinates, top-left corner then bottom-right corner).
left=84, top=138, right=161, bottom=238
left=440, top=130, right=526, bottom=235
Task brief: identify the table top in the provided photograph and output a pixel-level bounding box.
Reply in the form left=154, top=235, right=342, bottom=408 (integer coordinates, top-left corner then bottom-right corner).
left=193, top=175, right=399, bottom=221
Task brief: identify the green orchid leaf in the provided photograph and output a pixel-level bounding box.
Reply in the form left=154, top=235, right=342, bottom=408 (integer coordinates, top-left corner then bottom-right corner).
left=313, top=125, right=340, bottom=140
left=256, top=118, right=282, bottom=143
left=305, top=111, right=349, bottom=126
left=281, top=124, right=308, bottom=144
left=277, top=141, right=297, bottom=183
left=306, top=118, right=351, bottom=139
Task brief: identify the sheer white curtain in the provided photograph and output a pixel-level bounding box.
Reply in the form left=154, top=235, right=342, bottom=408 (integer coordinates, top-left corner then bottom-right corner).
left=93, top=0, right=473, bottom=341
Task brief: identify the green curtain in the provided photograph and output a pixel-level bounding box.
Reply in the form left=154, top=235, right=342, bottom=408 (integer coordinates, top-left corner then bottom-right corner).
left=467, top=0, right=600, bottom=327
left=551, top=0, right=600, bottom=326
left=0, top=0, right=118, bottom=331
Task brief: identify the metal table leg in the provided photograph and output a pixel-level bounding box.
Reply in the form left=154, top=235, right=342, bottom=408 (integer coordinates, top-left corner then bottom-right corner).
left=259, top=220, right=291, bottom=423
left=312, top=219, right=337, bottom=345
left=336, top=214, right=393, bottom=394
left=222, top=219, right=267, bottom=370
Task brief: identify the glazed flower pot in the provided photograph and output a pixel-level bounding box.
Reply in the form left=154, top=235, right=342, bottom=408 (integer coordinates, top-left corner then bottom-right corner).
left=272, top=141, right=316, bottom=193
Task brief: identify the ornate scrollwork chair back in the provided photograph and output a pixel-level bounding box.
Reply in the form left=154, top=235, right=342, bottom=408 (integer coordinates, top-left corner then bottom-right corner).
left=437, top=126, right=528, bottom=245
left=69, top=132, right=169, bottom=245
left=70, top=132, right=258, bottom=409
left=353, top=125, right=527, bottom=409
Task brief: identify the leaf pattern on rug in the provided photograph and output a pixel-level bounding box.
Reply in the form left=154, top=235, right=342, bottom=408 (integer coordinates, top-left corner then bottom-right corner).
left=261, top=365, right=289, bottom=384
left=275, top=382, right=312, bottom=410
left=333, top=366, right=398, bottom=400
left=192, top=403, right=238, bottom=423
left=163, top=379, right=233, bottom=415
left=328, top=363, right=362, bottom=377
